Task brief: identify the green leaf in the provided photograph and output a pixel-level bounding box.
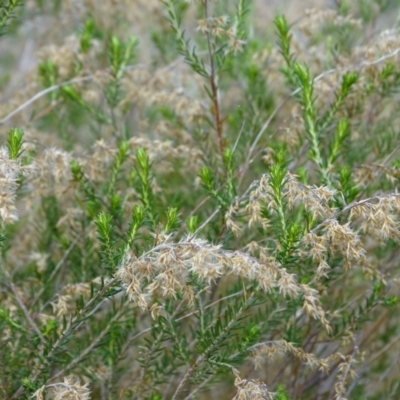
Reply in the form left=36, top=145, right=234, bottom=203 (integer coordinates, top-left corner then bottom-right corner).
left=6, top=127, right=24, bottom=159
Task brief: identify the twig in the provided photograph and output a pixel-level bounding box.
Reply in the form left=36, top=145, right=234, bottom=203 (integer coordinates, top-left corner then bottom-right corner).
left=47, top=304, right=127, bottom=383
left=310, top=192, right=400, bottom=234
left=31, top=239, right=78, bottom=308
left=171, top=294, right=253, bottom=399
left=0, top=76, right=94, bottom=125
left=188, top=207, right=221, bottom=241
left=9, top=282, right=46, bottom=346
left=0, top=64, right=146, bottom=125
left=122, top=287, right=247, bottom=346
left=11, top=276, right=118, bottom=399
left=204, top=0, right=224, bottom=157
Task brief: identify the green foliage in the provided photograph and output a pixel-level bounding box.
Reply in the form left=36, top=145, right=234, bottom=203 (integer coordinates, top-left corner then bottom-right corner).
left=1, top=1, right=400, bottom=399
left=80, top=17, right=98, bottom=53
left=274, top=15, right=297, bottom=88
left=6, top=127, right=23, bottom=159
left=95, top=211, right=116, bottom=273
left=0, top=0, right=22, bottom=36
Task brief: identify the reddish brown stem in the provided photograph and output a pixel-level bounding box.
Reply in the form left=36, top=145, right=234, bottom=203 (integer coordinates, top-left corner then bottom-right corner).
left=204, top=0, right=224, bottom=157
left=210, top=74, right=224, bottom=155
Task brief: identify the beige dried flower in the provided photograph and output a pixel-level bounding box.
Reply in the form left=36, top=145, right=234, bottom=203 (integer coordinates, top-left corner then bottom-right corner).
left=299, top=8, right=362, bottom=36
left=31, top=375, right=91, bottom=400
left=225, top=208, right=243, bottom=236
left=196, top=18, right=208, bottom=33
left=251, top=339, right=336, bottom=375
left=232, top=369, right=274, bottom=400
left=0, top=146, right=35, bottom=224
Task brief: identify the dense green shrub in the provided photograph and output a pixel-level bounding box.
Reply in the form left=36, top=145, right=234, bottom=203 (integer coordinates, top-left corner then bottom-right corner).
left=1, top=0, right=400, bottom=399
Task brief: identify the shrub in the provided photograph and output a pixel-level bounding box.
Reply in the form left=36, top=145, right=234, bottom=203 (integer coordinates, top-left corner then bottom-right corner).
left=1, top=0, right=400, bottom=399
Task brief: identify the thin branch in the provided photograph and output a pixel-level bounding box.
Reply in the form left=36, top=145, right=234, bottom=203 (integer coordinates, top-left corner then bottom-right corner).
left=31, top=239, right=78, bottom=308
left=310, top=192, right=400, bottom=234
left=182, top=375, right=214, bottom=400
left=0, top=64, right=146, bottom=125
left=188, top=206, right=221, bottom=241
left=171, top=294, right=253, bottom=399
left=122, top=287, right=248, bottom=346
left=0, top=76, right=94, bottom=125
left=204, top=0, right=224, bottom=157
left=47, top=304, right=126, bottom=383
left=12, top=276, right=119, bottom=399
left=232, top=120, right=246, bottom=154
left=9, top=282, right=46, bottom=346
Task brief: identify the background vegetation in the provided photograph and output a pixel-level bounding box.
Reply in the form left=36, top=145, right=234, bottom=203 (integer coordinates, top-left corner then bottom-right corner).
left=1, top=0, right=400, bottom=399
